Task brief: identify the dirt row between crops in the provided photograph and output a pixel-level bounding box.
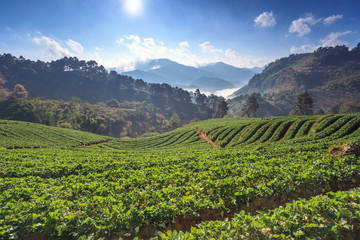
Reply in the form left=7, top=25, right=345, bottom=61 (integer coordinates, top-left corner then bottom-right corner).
left=84, top=138, right=113, bottom=146
left=197, top=130, right=221, bottom=148
left=22, top=178, right=360, bottom=240
left=135, top=180, right=360, bottom=239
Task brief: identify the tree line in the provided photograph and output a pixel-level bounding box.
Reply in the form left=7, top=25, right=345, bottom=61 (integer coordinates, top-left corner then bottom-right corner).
left=0, top=54, right=218, bottom=123
left=236, top=91, right=360, bottom=118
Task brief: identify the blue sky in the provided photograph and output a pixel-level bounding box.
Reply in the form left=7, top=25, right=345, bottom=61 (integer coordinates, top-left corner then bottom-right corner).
left=1, top=0, right=359, bottom=71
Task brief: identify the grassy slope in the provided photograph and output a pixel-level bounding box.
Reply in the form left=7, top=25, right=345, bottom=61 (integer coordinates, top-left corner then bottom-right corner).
left=0, top=114, right=360, bottom=239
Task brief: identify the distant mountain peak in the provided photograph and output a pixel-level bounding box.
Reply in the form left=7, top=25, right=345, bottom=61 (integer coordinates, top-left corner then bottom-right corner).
left=122, top=58, right=257, bottom=93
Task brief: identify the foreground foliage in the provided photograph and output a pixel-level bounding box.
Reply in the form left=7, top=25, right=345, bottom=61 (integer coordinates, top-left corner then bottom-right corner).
left=161, top=188, right=360, bottom=239
left=0, top=114, right=360, bottom=239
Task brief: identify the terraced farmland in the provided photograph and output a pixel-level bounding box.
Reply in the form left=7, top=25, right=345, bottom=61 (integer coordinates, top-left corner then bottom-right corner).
left=1, top=114, right=360, bottom=239
left=188, top=114, right=360, bottom=148
left=0, top=120, right=112, bottom=149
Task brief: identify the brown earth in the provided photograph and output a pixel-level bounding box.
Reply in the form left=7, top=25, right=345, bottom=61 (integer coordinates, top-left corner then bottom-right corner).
left=329, top=144, right=360, bottom=157
left=197, top=131, right=221, bottom=148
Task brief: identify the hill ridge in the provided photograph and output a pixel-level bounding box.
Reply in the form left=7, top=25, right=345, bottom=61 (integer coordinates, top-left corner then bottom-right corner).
left=229, top=44, right=360, bottom=115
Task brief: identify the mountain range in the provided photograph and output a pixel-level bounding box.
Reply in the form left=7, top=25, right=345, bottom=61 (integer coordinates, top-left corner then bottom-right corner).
left=228, top=44, right=360, bottom=116
left=121, top=59, right=260, bottom=92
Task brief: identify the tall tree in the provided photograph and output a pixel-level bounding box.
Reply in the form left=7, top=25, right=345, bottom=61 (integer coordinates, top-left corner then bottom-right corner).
left=13, top=84, right=28, bottom=98
left=165, top=113, right=180, bottom=130
left=194, top=89, right=207, bottom=106
left=291, top=91, right=313, bottom=115
left=241, top=93, right=259, bottom=118
left=207, top=94, right=219, bottom=110
left=212, top=97, right=228, bottom=118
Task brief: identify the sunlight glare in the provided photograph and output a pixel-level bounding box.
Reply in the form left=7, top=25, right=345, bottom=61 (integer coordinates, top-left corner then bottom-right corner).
left=123, top=0, right=143, bottom=16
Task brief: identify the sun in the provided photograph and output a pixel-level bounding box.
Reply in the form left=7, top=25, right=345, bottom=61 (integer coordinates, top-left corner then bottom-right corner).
left=123, top=0, right=143, bottom=16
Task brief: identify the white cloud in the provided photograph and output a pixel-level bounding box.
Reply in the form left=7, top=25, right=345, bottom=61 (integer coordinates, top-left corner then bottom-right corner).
left=179, top=41, right=190, bottom=48
left=289, top=14, right=321, bottom=37
left=323, top=14, right=343, bottom=26
left=320, top=31, right=352, bottom=47
left=116, top=38, right=124, bottom=44
left=116, top=35, right=200, bottom=69
left=66, top=39, right=83, bottom=54
left=185, top=88, right=212, bottom=96
left=121, top=35, right=169, bottom=59
left=199, top=41, right=223, bottom=54
left=115, top=35, right=270, bottom=71
left=33, top=36, right=73, bottom=57
left=115, top=58, right=138, bottom=72
left=151, top=65, right=160, bottom=70
left=290, top=44, right=318, bottom=53
left=224, top=49, right=239, bottom=59
left=254, top=11, right=276, bottom=27
left=198, top=41, right=269, bottom=68
left=290, top=31, right=352, bottom=53
left=215, top=88, right=242, bottom=98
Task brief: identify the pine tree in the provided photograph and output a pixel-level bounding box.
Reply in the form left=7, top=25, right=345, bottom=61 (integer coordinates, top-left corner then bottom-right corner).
left=212, top=97, right=228, bottom=118
left=291, top=91, right=313, bottom=115
left=241, top=93, right=259, bottom=118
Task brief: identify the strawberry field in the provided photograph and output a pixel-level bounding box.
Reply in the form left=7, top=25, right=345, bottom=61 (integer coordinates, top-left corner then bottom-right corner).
left=1, top=114, right=360, bottom=239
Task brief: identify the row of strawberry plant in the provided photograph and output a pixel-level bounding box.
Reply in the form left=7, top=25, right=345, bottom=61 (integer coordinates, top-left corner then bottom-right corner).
left=313, top=114, right=343, bottom=133
left=219, top=124, right=249, bottom=147
left=297, top=115, right=355, bottom=142
left=161, top=187, right=360, bottom=239
left=0, top=120, right=109, bottom=148
left=268, top=120, right=294, bottom=142
left=294, top=119, right=316, bottom=138
left=255, top=120, right=283, bottom=143
left=243, top=122, right=273, bottom=144
left=282, top=118, right=307, bottom=140
left=237, top=121, right=269, bottom=144
left=1, top=140, right=359, bottom=239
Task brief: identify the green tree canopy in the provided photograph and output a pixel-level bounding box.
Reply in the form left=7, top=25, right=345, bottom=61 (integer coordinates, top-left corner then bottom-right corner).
left=105, top=98, right=121, bottom=108
left=291, top=91, right=313, bottom=116
left=340, top=101, right=360, bottom=114
left=165, top=113, right=180, bottom=130
left=13, top=84, right=28, bottom=98
left=212, top=97, right=228, bottom=118
left=241, top=93, right=260, bottom=118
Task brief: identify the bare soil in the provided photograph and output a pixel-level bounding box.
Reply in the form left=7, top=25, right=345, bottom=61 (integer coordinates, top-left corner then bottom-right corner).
left=329, top=144, right=360, bottom=157
left=197, top=131, right=221, bottom=148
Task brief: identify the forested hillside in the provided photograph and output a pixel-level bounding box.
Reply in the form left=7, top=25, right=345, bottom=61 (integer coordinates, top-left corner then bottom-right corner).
left=0, top=97, right=171, bottom=138
left=0, top=54, right=216, bottom=122
left=229, top=44, right=360, bottom=116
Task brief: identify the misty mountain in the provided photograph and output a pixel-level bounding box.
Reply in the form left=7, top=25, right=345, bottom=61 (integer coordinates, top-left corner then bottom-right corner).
left=121, top=69, right=168, bottom=84
left=249, top=66, right=265, bottom=73
left=198, top=62, right=258, bottom=86
left=122, top=59, right=257, bottom=92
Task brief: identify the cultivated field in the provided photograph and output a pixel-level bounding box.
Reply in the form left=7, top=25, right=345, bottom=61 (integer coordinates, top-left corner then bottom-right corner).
left=1, top=114, right=360, bottom=239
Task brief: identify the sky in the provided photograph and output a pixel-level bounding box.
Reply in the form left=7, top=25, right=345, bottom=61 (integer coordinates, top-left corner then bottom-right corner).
left=1, top=0, right=359, bottom=72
